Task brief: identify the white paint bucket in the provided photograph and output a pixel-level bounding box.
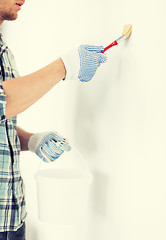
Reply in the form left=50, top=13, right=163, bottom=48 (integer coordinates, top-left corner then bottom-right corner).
left=35, top=147, right=93, bottom=225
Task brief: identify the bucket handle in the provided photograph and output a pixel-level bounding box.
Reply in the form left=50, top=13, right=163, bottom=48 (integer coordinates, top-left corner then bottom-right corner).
left=35, top=142, right=93, bottom=181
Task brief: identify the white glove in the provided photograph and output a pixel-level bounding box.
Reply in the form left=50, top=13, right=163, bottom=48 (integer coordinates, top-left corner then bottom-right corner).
left=61, top=45, right=107, bottom=82
left=27, top=131, right=71, bottom=162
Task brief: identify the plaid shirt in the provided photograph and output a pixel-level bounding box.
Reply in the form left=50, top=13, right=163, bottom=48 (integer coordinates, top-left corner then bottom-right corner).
left=0, top=35, right=27, bottom=232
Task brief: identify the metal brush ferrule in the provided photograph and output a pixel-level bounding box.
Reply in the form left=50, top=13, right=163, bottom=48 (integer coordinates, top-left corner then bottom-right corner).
left=116, top=35, right=126, bottom=44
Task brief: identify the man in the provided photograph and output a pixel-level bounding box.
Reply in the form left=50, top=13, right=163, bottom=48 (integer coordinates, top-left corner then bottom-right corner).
left=0, top=0, right=107, bottom=239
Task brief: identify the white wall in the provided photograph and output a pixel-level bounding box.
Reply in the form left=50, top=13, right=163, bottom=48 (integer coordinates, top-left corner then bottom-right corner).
left=3, top=0, right=166, bottom=239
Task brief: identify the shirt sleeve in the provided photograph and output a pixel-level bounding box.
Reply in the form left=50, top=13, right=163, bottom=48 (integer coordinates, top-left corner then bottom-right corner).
left=0, top=83, right=6, bottom=123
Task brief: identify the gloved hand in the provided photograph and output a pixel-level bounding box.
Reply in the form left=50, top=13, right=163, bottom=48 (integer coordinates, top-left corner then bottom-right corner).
left=61, top=45, right=107, bottom=82
left=27, top=132, right=71, bottom=162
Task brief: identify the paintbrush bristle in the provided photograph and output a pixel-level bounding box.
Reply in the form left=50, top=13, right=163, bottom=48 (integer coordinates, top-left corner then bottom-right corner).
left=122, top=24, right=132, bottom=38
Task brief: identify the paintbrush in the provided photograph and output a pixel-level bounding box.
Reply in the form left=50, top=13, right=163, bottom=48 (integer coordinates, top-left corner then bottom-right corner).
left=101, top=24, right=132, bottom=53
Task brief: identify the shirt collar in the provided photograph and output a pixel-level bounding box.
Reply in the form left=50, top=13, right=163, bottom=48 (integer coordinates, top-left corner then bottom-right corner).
left=0, top=34, right=8, bottom=55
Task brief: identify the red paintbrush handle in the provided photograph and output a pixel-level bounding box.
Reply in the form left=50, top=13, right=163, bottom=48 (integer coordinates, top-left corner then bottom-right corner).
left=101, top=40, right=118, bottom=53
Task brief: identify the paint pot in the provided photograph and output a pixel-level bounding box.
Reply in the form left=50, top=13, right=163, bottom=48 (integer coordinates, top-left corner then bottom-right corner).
left=35, top=147, right=93, bottom=225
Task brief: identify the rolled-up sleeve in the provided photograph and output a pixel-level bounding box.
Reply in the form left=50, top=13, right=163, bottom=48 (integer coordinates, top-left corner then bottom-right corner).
left=0, top=83, right=6, bottom=123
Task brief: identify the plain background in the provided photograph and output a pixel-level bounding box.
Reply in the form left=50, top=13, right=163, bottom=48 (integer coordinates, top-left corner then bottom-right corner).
left=2, top=0, right=166, bottom=239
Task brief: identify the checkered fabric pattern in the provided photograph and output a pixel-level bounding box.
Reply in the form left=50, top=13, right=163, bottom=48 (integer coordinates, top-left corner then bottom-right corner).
left=0, top=35, right=27, bottom=232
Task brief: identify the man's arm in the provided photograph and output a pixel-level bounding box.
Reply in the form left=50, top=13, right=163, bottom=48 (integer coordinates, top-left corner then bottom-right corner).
left=17, top=127, right=33, bottom=151
left=2, top=58, right=66, bottom=120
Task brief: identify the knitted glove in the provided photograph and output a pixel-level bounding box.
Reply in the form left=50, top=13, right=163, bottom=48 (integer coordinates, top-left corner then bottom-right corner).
left=61, top=45, right=107, bottom=82
left=27, top=132, right=71, bottom=162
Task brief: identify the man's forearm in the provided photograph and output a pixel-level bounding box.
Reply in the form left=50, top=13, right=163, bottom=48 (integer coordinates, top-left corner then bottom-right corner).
left=2, top=58, right=66, bottom=119
left=17, top=127, right=33, bottom=151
